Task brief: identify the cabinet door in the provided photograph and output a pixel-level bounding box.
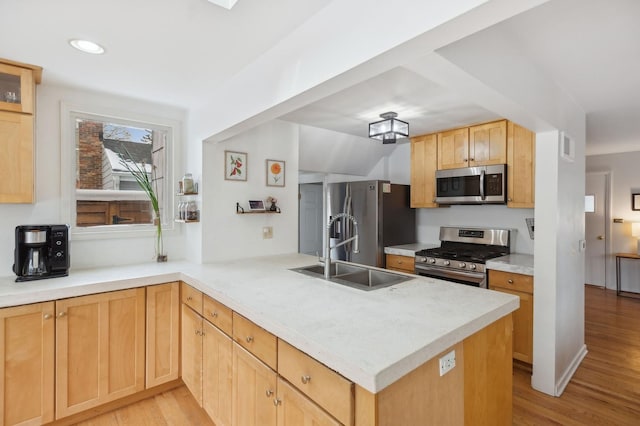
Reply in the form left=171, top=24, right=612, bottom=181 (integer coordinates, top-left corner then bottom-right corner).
left=203, top=320, right=233, bottom=426
left=0, top=62, right=35, bottom=114
left=0, top=111, right=33, bottom=203
left=507, top=121, right=535, bottom=208
left=493, top=287, right=533, bottom=363
left=182, top=304, right=203, bottom=405
left=276, top=378, right=340, bottom=426
left=55, top=288, right=146, bottom=419
left=0, top=301, right=55, bottom=426
left=469, top=120, right=507, bottom=166
left=437, top=127, right=469, bottom=170
left=146, top=282, right=180, bottom=388
left=410, top=134, right=438, bottom=208
left=233, top=344, right=277, bottom=426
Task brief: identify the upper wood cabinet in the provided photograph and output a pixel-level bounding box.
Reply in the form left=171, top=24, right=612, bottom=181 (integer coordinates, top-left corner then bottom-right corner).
left=437, top=120, right=507, bottom=170
left=0, top=58, right=41, bottom=204
left=55, top=288, right=146, bottom=419
left=469, top=120, right=507, bottom=166
left=0, top=301, right=55, bottom=426
left=507, top=121, right=535, bottom=208
left=437, top=127, right=469, bottom=170
left=410, top=133, right=438, bottom=208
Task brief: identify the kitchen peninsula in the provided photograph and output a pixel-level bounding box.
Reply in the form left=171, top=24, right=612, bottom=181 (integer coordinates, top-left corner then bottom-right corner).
left=0, top=254, right=518, bottom=425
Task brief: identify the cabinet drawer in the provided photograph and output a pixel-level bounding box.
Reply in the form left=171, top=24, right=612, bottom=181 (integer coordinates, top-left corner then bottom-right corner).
left=278, top=339, right=354, bottom=426
left=203, top=294, right=232, bottom=336
left=232, top=312, right=277, bottom=370
left=386, top=254, right=415, bottom=273
left=181, top=282, right=203, bottom=315
left=488, top=270, right=533, bottom=294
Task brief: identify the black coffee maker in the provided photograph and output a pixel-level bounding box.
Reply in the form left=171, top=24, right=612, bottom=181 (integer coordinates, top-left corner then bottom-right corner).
left=13, top=225, right=70, bottom=282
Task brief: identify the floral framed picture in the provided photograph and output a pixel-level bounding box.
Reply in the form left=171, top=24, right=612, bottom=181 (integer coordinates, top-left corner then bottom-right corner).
left=266, top=159, right=285, bottom=187
left=225, top=151, right=247, bottom=181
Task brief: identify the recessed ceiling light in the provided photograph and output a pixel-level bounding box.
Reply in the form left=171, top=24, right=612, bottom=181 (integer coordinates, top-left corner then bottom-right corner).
left=69, top=39, right=105, bottom=55
left=207, top=0, right=239, bottom=10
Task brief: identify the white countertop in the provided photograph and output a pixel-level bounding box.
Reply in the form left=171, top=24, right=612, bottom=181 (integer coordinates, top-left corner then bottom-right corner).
left=0, top=254, right=518, bottom=393
left=486, top=254, right=534, bottom=276
left=384, top=243, right=439, bottom=257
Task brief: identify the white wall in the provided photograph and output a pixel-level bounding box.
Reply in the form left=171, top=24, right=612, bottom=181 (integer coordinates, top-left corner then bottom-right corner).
left=587, top=151, right=640, bottom=289
left=0, top=83, right=187, bottom=275
left=201, top=120, right=299, bottom=262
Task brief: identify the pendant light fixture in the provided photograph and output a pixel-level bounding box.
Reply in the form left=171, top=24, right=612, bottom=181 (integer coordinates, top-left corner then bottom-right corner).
left=368, top=112, right=409, bottom=144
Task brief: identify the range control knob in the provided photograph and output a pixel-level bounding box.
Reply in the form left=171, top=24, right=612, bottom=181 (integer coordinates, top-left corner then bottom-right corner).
left=429, top=258, right=436, bottom=264
left=459, top=262, right=466, bottom=268
left=443, top=260, right=450, bottom=266
left=469, top=264, right=477, bottom=270
left=418, top=257, right=427, bottom=263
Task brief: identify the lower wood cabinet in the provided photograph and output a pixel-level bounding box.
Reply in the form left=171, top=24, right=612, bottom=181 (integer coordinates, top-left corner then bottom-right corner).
left=146, top=282, right=180, bottom=388
left=0, top=301, right=55, bottom=425
left=385, top=254, right=415, bottom=274
left=55, top=288, right=146, bottom=419
left=181, top=294, right=234, bottom=426
left=276, top=377, right=340, bottom=426
left=489, top=270, right=534, bottom=363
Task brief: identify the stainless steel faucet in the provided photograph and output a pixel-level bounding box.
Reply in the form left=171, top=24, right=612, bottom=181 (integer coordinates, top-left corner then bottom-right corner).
left=325, top=213, right=359, bottom=280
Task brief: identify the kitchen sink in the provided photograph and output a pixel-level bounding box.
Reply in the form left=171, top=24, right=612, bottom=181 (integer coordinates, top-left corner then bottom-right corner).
left=291, top=262, right=412, bottom=291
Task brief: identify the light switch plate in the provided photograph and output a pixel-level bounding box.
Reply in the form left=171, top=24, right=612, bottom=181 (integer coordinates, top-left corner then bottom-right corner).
left=263, top=226, right=273, bottom=239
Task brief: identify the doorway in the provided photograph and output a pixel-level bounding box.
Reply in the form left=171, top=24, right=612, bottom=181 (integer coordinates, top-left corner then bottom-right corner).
left=298, top=183, right=323, bottom=256
left=585, top=172, right=611, bottom=287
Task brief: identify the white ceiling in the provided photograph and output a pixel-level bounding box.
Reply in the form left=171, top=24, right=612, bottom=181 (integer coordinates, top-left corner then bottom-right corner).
left=2, top=0, right=639, bottom=155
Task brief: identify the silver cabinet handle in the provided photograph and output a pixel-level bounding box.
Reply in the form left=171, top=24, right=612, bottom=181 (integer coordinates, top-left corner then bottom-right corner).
left=508, top=279, right=514, bottom=284
left=57, top=312, right=66, bottom=318
left=210, top=311, right=218, bottom=318
left=301, top=375, right=311, bottom=384
left=43, top=313, right=52, bottom=320
left=187, top=296, right=193, bottom=302
left=265, top=389, right=274, bottom=397
left=273, top=398, right=281, bottom=406
left=246, top=336, right=254, bottom=343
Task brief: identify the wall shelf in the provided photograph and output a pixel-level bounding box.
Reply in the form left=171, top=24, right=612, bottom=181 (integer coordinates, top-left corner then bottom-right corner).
left=236, top=202, right=281, bottom=214
left=175, top=219, right=199, bottom=223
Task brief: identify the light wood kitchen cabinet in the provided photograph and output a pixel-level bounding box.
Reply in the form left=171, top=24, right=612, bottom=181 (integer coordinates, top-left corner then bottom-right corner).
left=385, top=254, right=415, bottom=273
left=276, top=377, right=340, bottom=426
left=233, top=344, right=278, bottom=426
left=0, top=301, right=54, bottom=426
left=55, top=288, right=146, bottom=419
left=410, top=133, right=438, bottom=208
left=181, top=289, right=234, bottom=426
left=437, top=120, right=507, bottom=170
left=437, top=127, right=469, bottom=170
left=0, top=59, right=41, bottom=204
left=233, top=311, right=278, bottom=370
left=278, top=339, right=353, bottom=425
left=507, top=121, right=536, bottom=208
left=146, top=282, right=180, bottom=388
left=181, top=281, right=203, bottom=315
left=489, top=270, right=533, bottom=363
left=469, top=120, right=507, bottom=166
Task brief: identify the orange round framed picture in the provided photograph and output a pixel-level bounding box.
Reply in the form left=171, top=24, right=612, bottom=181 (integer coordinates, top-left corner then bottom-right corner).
left=266, top=159, right=285, bottom=187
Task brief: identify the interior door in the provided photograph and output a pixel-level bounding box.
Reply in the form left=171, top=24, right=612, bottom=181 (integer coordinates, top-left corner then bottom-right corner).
left=585, top=173, right=607, bottom=286
left=298, top=183, right=323, bottom=256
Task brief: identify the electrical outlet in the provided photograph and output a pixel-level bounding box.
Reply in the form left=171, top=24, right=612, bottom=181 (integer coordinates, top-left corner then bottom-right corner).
left=263, top=226, right=273, bottom=239
left=439, top=350, right=456, bottom=376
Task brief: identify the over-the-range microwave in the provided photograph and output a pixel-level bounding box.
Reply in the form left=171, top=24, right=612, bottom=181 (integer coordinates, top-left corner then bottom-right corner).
left=435, top=164, right=506, bottom=205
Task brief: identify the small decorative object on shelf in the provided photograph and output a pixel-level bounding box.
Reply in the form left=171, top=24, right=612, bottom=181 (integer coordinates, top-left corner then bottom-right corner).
left=267, top=196, right=279, bottom=212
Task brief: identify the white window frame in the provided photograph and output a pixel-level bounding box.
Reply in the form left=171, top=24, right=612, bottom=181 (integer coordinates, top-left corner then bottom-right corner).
left=61, top=102, right=178, bottom=240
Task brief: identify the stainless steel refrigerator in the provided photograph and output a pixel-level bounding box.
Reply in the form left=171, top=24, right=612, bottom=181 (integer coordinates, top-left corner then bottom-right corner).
left=326, top=180, right=415, bottom=268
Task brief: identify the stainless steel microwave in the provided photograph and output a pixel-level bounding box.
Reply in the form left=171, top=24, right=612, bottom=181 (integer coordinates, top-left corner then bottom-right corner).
left=435, top=164, right=506, bottom=205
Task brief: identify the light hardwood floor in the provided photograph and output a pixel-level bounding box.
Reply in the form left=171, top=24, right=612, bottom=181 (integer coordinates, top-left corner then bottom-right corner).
left=513, top=285, right=640, bottom=425
left=74, top=285, right=640, bottom=425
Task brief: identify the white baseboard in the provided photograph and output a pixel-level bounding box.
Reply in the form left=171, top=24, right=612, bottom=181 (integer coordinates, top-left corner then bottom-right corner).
left=555, top=344, right=588, bottom=396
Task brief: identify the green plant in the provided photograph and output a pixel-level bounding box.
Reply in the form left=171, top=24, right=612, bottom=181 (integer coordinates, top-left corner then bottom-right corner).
left=118, top=147, right=165, bottom=261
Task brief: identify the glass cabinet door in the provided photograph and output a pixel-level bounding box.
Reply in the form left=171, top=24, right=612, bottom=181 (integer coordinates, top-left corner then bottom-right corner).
left=0, top=62, right=34, bottom=114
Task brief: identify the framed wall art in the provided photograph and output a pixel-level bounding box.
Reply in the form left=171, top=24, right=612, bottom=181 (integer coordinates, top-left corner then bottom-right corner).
left=225, top=151, right=247, bottom=181
left=266, top=159, right=285, bottom=187
left=632, top=193, right=640, bottom=211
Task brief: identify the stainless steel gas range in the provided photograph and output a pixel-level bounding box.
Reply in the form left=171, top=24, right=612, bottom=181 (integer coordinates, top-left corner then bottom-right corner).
left=414, top=227, right=511, bottom=288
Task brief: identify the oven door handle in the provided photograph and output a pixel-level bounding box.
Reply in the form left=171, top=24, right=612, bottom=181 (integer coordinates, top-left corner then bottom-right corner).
left=479, top=169, right=486, bottom=200
left=415, top=264, right=485, bottom=283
